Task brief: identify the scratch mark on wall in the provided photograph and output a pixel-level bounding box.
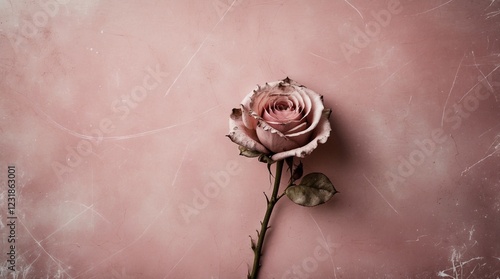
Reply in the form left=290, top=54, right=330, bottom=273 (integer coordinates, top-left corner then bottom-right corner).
left=408, top=0, right=455, bottom=17
left=485, top=9, right=500, bottom=19
left=437, top=246, right=485, bottom=279
left=162, top=240, right=197, bottom=279
left=458, top=64, right=499, bottom=103
left=441, top=53, right=465, bottom=127
left=405, top=234, right=429, bottom=242
left=164, top=0, right=239, bottom=97
left=73, top=144, right=189, bottom=278
left=18, top=220, right=73, bottom=278
left=468, top=225, right=475, bottom=241
left=478, top=124, right=500, bottom=138
left=309, top=213, right=338, bottom=279
left=309, top=52, right=339, bottom=64
left=344, top=0, right=364, bottom=21
left=363, top=174, right=400, bottom=215
left=461, top=147, right=499, bottom=176
left=379, top=58, right=415, bottom=88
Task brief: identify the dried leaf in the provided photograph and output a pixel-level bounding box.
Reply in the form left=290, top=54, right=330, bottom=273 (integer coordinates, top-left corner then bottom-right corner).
left=285, top=173, right=337, bottom=207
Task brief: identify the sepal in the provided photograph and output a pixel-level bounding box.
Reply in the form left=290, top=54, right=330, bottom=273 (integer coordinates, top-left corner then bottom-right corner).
left=238, top=145, right=262, bottom=158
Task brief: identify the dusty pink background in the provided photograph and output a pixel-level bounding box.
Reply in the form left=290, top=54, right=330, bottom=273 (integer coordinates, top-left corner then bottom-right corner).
left=1, top=0, right=500, bottom=278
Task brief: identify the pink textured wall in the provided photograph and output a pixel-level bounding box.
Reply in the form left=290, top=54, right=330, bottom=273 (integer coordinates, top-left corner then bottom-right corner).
left=1, top=0, right=500, bottom=278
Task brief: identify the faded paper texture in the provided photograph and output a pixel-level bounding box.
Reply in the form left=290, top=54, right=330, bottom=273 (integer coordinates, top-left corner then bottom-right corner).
left=1, top=0, right=500, bottom=278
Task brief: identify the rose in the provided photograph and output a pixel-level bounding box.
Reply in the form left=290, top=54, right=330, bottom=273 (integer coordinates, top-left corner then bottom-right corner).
left=227, top=77, right=332, bottom=161
left=227, top=78, right=336, bottom=278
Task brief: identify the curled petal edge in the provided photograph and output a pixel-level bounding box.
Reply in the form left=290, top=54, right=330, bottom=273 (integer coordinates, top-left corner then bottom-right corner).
left=286, top=88, right=324, bottom=138
left=227, top=108, right=269, bottom=154
left=270, top=109, right=332, bottom=161
left=240, top=104, right=258, bottom=130
left=240, top=78, right=311, bottom=132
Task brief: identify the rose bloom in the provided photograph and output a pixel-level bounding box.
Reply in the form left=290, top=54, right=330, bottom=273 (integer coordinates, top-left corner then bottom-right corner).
left=228, top=78, right=332, bottom=161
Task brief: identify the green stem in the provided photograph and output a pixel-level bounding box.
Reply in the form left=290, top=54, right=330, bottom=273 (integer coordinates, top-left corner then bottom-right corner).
left=248, top=159, right=284, bottom=279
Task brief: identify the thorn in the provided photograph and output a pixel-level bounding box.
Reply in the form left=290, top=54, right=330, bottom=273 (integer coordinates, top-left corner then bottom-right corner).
left=267, top=162, right=273, bottom=178
left=250, top=236, right=256, bottom=251
left=264, top=192, right=270, bottom=203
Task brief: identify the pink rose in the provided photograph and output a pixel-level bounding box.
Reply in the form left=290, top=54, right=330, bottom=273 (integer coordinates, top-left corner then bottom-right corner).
left=227, top=77, right=332, bottom=161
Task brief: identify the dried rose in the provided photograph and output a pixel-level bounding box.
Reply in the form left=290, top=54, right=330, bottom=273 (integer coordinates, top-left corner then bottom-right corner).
left=227, top=77, right=331, bottom=161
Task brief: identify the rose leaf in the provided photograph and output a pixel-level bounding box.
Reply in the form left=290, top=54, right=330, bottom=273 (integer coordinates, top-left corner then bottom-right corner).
left=285, top=173, right=338, bottom=207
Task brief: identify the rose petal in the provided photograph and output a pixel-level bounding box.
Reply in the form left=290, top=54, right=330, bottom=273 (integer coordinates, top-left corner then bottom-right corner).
left=286, top=86, right=324, bottom=138
left=240, top=104, right=258, bottom=130
left=285, top=121, right=311, bottom=146
left=241, top=84, right=278, bottom=129
left=249, top=84, right=275, bottom=117
left=265, top=103, right=302, bottom=122
left=264, top=107, right=305, bottom=133
left=270, top=109, right=332, bottom=161
left=227, top=108, right=269, bottom=154
left=287, top=121, right=308, bottom=134
left=261, top=91, right=305, bottom=132
left=232, top=78, right=331, bottom=160
left=256, top=122, right=302, bottom=153
left=280, top=85, right=311, bottom=127
left=267, top=121, right=304, bottom=133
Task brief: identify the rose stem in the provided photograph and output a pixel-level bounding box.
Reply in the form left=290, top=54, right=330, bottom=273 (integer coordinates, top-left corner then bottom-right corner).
left=248, top=159, right=284, bottom=279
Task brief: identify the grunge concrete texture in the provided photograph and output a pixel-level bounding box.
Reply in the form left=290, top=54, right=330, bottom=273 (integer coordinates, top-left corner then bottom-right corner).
left=0, top=0, right=500, bottom=278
